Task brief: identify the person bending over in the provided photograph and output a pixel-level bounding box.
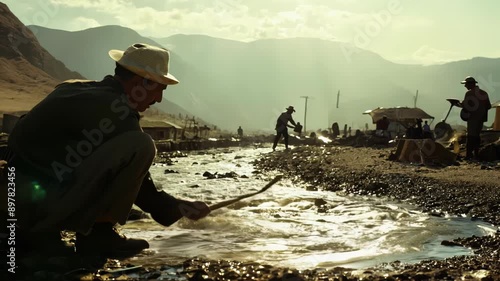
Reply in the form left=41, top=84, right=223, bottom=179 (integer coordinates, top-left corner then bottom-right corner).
left=272, top=106, right=297, bottom=151
left=1, top=43, right=211, bottom=257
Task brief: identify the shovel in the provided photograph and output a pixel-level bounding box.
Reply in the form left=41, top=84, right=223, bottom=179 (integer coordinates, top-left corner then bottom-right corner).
left=209, top=175, right=284, bottom=211
left=435, top=99, right=461, bottom=139
left=443, top=98, right=462, bottom=122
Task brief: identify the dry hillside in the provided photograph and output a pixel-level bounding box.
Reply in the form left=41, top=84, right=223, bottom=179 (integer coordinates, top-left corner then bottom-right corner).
left=0, top=2, right=84, bottom=113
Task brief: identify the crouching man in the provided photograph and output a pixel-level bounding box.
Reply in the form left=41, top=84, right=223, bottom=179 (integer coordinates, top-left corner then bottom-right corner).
left=2, top=43, right=210, bottom=257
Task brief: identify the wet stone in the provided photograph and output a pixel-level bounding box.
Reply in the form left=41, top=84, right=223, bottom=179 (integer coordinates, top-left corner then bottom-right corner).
left=164, top=169, right=179, bottom=174
left=306, top=185, right=318, bottom=191
left=441, top=240, right=463, bottom=247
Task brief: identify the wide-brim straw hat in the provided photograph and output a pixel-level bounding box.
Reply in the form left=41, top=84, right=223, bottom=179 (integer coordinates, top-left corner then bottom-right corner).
left=109, top=43, right=179, bottom=85
left=286, top=106, right=296, bottom=112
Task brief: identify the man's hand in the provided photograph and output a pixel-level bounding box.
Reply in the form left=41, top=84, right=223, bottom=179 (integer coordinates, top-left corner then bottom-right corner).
left=178, top=200, right=211, bottom=220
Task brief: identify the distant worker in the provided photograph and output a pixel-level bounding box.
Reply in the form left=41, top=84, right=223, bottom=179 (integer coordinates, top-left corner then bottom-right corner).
left=415, top=118, right=423, bottom=139
left=294, top=122, right=303, bottom=136
left=237, top=126, right=243, bottom=138
left=423, top=120, right=431, bottom=133
left=331, top=122, right=340, bottom=138
left=376, top=116, right=390, bottom=137
left=272, top=106, right=297, bottom=151
left=460, top=76, right=491, bottom=160
left=422, top=120, right=433, bottom=139
left=376, top=116, right=390, bottom=130
left=343, top=124, right=348, bottom=138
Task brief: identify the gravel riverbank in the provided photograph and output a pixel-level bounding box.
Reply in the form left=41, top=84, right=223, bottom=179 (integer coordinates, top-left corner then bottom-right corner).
left=251, top=145, right=500, bottom=280
left=13, top=145, right=500, bottom=281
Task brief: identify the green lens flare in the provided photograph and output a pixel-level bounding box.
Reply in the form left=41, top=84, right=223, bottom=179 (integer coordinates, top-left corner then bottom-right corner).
left=31, top=181, right=46, bottom=201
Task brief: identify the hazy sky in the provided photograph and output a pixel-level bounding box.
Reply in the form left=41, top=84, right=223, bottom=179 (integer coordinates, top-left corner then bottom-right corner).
left=4, top=0, right=500, bottom=65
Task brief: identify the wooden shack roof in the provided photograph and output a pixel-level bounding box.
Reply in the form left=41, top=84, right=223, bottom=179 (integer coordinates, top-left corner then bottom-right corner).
left=140, top=119, right=183, bottom=129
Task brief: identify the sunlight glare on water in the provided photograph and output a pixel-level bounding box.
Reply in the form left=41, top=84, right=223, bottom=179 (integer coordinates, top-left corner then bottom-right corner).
left=122, top=147, right=496, bottom=270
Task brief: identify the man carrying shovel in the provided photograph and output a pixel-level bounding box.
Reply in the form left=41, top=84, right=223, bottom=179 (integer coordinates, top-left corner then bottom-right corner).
left=460, top=76, right=491, bottom=160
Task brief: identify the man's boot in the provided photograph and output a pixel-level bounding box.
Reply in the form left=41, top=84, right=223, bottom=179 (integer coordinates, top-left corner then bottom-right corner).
left=473, top=136, right=481, bottom=160
left=75, top=222, right=149, bottom=257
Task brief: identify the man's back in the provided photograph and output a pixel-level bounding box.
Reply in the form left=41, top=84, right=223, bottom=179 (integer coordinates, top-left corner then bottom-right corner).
left=275, top=112, right=293, bottom=132
left=8, top=77, right=140, bottom=181
left=463, top=87, right=491, bottom=122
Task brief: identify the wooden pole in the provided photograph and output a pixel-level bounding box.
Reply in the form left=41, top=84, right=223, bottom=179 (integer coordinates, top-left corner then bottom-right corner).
left=336, top=90, right=340, bottom=108
left=300, top=96, right=310, bottom=133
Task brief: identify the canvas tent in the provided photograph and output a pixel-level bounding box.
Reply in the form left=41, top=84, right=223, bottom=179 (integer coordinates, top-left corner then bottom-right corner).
left=363, top=107, right=434, bottom=128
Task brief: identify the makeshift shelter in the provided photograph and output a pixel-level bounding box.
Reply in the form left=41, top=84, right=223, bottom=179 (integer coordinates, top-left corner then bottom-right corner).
left=140, top=119, right=182, bottom=140
left=363, top=107, right=434, bottom=128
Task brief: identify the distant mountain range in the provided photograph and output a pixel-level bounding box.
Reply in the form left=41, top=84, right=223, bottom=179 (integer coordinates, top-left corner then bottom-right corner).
left=0, top=2, right=84, bottom=113
left=28, top=24, right=500, bottom=131
left=0, top=1, right=201, bottom=128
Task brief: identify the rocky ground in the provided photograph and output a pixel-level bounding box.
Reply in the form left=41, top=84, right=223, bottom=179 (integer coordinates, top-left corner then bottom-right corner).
left=252, top=145, right=500, bottom=280
left=8, top=143, right=500, bottom=281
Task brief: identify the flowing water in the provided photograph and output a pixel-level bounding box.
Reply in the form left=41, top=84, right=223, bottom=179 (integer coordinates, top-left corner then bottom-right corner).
left=122, top=147, right=496, bottom=270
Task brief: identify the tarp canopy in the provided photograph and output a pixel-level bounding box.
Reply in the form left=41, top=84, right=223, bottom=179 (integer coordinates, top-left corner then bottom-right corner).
left=363, top=107, right=434, bottom=124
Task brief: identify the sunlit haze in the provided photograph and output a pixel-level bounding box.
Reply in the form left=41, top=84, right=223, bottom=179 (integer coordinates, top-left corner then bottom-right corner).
left=4, top=0, right=500, bottom=131
left=6, top=0, right=500, bottom=65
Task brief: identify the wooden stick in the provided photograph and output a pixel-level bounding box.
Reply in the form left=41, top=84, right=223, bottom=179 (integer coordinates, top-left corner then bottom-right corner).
left=209, top=175, right=284, bottom=211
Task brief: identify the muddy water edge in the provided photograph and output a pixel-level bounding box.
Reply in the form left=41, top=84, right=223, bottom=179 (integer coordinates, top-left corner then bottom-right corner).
left=117, top=145, right=500, bottom=281
left=24, top=145, right=500, bottom=281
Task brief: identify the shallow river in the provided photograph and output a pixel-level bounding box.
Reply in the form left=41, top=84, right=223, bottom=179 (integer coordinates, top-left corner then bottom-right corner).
left=122, top=147, right=496, bottom=270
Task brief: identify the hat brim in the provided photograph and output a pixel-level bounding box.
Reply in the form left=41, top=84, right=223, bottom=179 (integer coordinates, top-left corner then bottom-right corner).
left=461, top=80, right=476, bottom=84
left=109, top=50, right=179, bottom=85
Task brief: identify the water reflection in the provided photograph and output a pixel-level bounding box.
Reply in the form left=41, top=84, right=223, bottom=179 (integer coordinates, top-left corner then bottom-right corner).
left=123, top=147, right=496, bottom=269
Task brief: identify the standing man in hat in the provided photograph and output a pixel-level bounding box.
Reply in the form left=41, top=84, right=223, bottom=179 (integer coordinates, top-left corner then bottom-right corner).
left=460, top=76, right=491, bottom=160
left=2, top=43, right=211, bottom=257
left=272, top=106, right=297, bottom=151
